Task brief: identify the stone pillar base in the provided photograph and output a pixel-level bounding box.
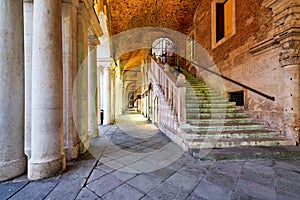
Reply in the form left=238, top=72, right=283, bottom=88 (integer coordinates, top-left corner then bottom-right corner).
left=79, top=135, right=90, bottom=154
left=64, top=145, right=79, bottom=161
left=89, top=128, right=99, bottom=138
left=28, top=155, right=65, bottom=180
left=0, top=157, right=27, bottom=182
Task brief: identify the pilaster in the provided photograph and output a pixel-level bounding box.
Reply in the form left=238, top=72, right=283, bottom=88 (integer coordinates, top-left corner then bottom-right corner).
left=24, top=0, right=33, bottom=159
left=62, top=0, right=79, bottom=161
left=262, top=0, right=300, bottom=142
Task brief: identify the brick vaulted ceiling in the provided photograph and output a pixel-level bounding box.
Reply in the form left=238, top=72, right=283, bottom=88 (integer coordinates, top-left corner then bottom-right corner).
left=108, top=0, right=200, bottom=36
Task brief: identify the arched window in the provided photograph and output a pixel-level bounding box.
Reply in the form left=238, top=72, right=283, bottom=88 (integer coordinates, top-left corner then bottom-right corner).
left=151, top=38, right=176, bottom=65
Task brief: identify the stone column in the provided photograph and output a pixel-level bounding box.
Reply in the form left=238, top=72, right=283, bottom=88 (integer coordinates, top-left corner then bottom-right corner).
left=97, top=67, right=104, bottom=124
left=115, top=79, right=124, bottom=116
left=88, top=35, right=100, bottom=137
left=110, top=68, right=116, bottom=122
left=24, top=0, right=33, bottom=159
left=103, top=66, right=111, bottom=125
left=62, top=1, right=79, bottom=161
left=0, top=0, right=26, bottom=182
left=28, top=0, right=66, bottom=180
left=75, top=4, right=90, bottom=153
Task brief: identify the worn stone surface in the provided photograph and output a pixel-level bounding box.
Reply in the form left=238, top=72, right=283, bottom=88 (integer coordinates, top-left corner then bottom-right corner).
left=0, top=0, right=27, bottom=182
left=28, top=0, right=65, bottom=180
left=2, top=118, right=300, bottom=199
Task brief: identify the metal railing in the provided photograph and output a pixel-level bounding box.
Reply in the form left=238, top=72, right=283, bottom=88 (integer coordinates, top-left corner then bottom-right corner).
left=189, top=61, right=276, bottom=101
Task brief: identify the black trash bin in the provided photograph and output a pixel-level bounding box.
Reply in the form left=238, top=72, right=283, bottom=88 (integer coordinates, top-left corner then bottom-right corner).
left=100, top=109, right=104, bottom=125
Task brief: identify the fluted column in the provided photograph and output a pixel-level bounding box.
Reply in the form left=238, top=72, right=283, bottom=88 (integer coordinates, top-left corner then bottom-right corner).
left=24, top=0, right=33, bottom=158
left=0, top=0, right=27, bottom=182
left=88, top=35, right=100, bottom=137
left=103, top=67, right=111, bottom=125
left=28, top=0, right=66, bottom=180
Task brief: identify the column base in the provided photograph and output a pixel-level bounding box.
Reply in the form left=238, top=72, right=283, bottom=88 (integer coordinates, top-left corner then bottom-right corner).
left=0, top=156, right=27, bottom=182
left=28, top=155, right=65, bottom=180
left=89, top=129, right=99, bottom=138
left=25, top=149, right=31, bottom=159
left=79, top=134, right=90, bottom=154
left=64, top=145, right=79, bottom=161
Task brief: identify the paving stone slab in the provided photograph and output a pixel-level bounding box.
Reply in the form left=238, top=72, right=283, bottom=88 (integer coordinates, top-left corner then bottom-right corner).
left=87, top=169, right=107, bottom=184
left=204, top=171, right=237, bottom=190
left=75, top=188, right=101, bottom=200
left=165, top=170, right=201, bottom=191
left=102, top=183, right=144, bottom=200
left=274, top=160, right=300, bottom=172
left=186, top=193, right=209, bottom=200
left=209, top=160, right=243, bottom=177
left=193, top=179, right=232, bottom=200
left=234, top=179, right=276, bottom=200
left=45, top=178, right=84, bottom=200
left=240, top=168, right=274, bottom=186
left=275, top=177, right=300, bottom=196
left=111, top=170, right=137, bottom=182
left=86, top=174, right=122, bottom=197
left=95, top=164, right=115, bottom=174
left=9, top=178, right=59, bottom=200
left=127, top=174, right=163, bottom=194
left=0, top=181, right=28, bottom=200
left=147, top=182, right=190, bottom=200
left=146, top=167, right=176, bottom=180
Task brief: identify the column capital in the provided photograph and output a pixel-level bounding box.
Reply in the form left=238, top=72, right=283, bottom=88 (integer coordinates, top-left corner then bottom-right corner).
left=88, top=34, right=100, bottom=47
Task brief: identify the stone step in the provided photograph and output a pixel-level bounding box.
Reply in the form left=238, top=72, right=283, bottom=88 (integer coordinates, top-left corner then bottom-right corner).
left=186, top=137, right=296, bottom=149
left=185, top=129, right=278, bottom=139
left=190, top=96, right=230, bottom=101
left=187, top=112, right=246, bottom=118
left=186, top=102, right=236, bottom=108
left=189, top=123, right=263, bottom=132
left=187, top=107, right=239, bottom=113
left=186, top=99, right=230, bottom=104
left=189, top=146, right=300, bottom=161
left=187, top=93, right=221, bottom=98
left=186, top=117, right=253, bottom=125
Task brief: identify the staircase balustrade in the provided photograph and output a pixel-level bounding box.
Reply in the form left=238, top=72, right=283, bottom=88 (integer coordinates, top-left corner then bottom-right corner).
left=150, top=58, right=187, bottom=132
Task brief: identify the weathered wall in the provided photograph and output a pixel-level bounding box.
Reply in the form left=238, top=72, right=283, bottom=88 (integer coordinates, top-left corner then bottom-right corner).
left=192, top=0, right=285, bottom=131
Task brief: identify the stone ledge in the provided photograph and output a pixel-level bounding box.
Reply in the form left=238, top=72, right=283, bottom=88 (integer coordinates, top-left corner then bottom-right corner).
left=190, top=145, right=300, bottom=161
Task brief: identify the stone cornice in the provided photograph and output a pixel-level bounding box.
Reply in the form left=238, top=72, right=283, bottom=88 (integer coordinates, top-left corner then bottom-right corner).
left=250, top=0, right=300, bottom=55
left=78, top=0, right=103, bottom=38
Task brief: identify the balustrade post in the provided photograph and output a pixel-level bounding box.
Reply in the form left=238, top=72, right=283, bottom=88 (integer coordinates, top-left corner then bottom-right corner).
left=176, top=73, right=187, bottom=125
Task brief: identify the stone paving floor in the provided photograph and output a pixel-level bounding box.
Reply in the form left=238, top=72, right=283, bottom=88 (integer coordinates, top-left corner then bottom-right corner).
left=1, top=112, right=300, bottom=200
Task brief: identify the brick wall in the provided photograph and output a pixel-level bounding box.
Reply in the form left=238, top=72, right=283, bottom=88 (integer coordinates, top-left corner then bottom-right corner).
left=193, top=0, right=272, bottom=63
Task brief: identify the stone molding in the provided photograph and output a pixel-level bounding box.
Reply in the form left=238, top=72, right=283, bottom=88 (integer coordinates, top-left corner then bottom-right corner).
left=279, top=40, right=300, bottom=67
left=250, top=0, right=300, bottom=55
left=78, top=0, right=103, bottom=38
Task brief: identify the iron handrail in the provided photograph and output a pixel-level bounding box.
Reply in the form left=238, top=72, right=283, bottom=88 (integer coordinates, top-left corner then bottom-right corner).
left=189, top=61, right=275, bottom=101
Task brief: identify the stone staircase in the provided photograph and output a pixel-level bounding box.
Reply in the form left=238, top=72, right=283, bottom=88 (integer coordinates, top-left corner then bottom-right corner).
left=182, top=72, right=296, bottom=150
